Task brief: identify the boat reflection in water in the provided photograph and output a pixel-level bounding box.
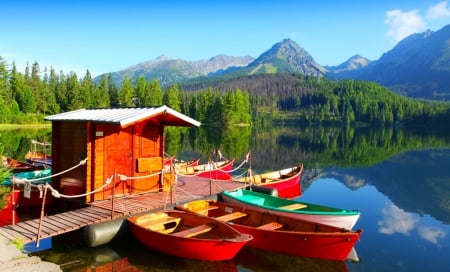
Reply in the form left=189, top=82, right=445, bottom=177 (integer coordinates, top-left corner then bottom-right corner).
left=234, top=247, right=350, bottom=272
left=38, top=228, right=355, bottom=272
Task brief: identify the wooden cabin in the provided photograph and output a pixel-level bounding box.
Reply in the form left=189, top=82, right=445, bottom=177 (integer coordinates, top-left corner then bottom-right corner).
left=44, top=106, right=200, bottom=203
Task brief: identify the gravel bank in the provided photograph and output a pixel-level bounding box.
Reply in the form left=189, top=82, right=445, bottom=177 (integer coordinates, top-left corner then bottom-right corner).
left=0, top=242, right=61, bottom=272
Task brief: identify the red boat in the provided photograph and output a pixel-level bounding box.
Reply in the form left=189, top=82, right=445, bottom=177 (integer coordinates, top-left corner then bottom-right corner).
left=177, top=199, right=362, bottom=261
left=127, top=210, right=252, bottom=261
left=2, top=156, right=45, bottom=173
left=175, top=159, right=234, bottom=180
left=234, top=164, right=303, bottom=198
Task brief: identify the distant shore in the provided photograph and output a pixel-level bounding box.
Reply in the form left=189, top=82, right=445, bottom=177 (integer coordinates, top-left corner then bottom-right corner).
left=0, top=124, right=51, bottom=128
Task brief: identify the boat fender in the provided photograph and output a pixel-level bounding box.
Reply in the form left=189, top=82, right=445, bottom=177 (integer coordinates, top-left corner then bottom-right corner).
left=246, top=185, right=279, bottom=197
left=83, top=219, right=126, bottom=247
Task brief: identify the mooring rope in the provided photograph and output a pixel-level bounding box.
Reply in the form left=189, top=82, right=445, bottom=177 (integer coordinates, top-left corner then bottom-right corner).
left=11, top=158, right=88, bottom=184
left=117, top=170, right=162, bottom=181
left=47, top=175, right=114, bottom=199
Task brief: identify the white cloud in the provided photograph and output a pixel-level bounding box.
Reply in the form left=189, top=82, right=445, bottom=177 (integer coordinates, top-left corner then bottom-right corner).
left=427, top=1, right=450, bottom=19
left=417, top=225, right=446, bottom=245
left=385, top=9, right=426, bottom=42
left=378, top=204, right=418, bottom=235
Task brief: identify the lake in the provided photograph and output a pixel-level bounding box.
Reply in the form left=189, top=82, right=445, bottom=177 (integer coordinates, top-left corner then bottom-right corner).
left=2, top=125, right=450, bottom=272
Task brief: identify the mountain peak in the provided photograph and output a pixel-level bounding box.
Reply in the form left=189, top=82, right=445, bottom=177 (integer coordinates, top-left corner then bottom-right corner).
left=326, top=55, right=371, bottom=74
left=155, top=55, right=169, bottom=61
left=249, top=38, right=324, bottom=75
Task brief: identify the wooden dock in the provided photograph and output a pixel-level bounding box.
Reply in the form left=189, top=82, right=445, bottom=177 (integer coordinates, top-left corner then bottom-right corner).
left=0, top=177, right=246, bottom=245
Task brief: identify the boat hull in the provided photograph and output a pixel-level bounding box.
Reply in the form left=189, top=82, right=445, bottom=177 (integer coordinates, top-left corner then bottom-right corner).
left=232, top=224, right=360, bottom=261
left=237, top=165, right=303, bottom=198
left=221, top=189, right=360, bottom=230
left=128, top=210, right=251, bottom=261
left=176, top=200, right=362, bottom=261
left=177, top=160, right=234, bottom=180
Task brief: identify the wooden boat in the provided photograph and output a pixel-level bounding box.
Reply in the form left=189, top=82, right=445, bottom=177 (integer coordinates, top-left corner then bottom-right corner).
left=127, top=210, right=252, bottom=261
left=24, top=140, right=52, bottom=167
left=175, top=159, right=234, bottom=180
left=164, top=157, right=200, bottom=167
left=234, top=164, right=303, bottom=198
left=175, top=158, right=201, bottom=167
left=2, top=168, right=53, bottom=207
left=1, top=156, right=45, bottom=173
left=24, top=151, right=52, bottom=167
left=176, top=199, right=362, bottom=261
left=221, top=189, right=360, bottom=230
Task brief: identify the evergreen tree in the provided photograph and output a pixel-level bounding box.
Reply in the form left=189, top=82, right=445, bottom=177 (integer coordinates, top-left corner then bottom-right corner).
left=107, top=73, right=119, bottom=107
left=163, top=82, right=181, bottom=111
left=95, top=75, right=111, bottom=108
left=145, top=80, right=163, bottom=106
left=118, top=77, right=134, bottom=107
left=0, top=57, right=10, bottom=103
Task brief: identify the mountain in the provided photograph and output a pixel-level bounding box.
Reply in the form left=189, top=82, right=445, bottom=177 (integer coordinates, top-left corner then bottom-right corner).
left=326, top=55, right=371, bottom=74
left=102, top=54, right=254, bottom=86
left=96, top=25, right=450, bottom=100
left=332, top=25, right=450, bottom=99
left=246, top=39, right=326, bottom=75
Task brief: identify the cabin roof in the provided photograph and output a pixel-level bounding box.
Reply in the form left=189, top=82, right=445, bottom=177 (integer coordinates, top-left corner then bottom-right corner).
left=44, top=106, right=201, bottom=127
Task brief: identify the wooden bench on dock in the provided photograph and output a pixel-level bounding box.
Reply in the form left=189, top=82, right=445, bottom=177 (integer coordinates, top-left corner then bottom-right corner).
left=257, top=221, right=284, bottom=230
left=215, top=212, right=247, bottom=222
left=279, top=203, right=307, bottom=210
left=172, top=224, right=214, bottom=238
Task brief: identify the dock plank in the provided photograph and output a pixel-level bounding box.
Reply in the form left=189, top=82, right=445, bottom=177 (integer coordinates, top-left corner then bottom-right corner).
left=6, top=225, right=38, bottom=239
left=0, top=176, right=247, bottom=244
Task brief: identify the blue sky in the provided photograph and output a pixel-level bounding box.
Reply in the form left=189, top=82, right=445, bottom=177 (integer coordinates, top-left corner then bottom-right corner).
left=1, top=1, right=449, bottom=77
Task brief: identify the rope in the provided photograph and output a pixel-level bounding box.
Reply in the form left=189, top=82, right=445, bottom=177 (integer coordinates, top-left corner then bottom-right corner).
left=47, top=175, right=114, bottom=199
left=11, top=158, right=88, bottom=184
left=117, top=170, right=162, bottom=181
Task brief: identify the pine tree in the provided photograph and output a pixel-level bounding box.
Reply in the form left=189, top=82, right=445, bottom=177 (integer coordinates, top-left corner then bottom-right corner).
left=118, top=77, right=135, bottom=107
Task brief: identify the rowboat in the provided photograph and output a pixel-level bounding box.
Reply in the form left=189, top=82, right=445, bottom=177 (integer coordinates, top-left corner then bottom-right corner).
left=221, top=188, right=360, bottom=230
left=175, top=159, right=234, bottom=180
left=2, top=156, right=45, bottom=173
left=24, top=151, right=52, bottom=167
left=24, top=140, right=52, bottom=167
left=176, top=199, right=362, bottom=261
left=234, top=164, right=303, bottom=198
left=127, top=210, right=252, bottom=261
left=2, top=168, right=53, bottom=207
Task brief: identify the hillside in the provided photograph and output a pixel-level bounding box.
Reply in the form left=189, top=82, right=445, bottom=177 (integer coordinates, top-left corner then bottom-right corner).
left=331, top=25, right=450, bottom=99
left=95, top=24, right=450, bottom=100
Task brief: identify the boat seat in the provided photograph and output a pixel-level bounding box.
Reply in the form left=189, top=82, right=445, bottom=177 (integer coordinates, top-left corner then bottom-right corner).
left=257, top=221, right=284, bottom=230
left=215, top=212, right=247, bottom=222
left=135, top=213, right=181, bottom=233
left=192, top=205, right=219, bottom=216
left=240, top=195, right=265, bottom=205
left=279, top=203, right=307, bottom=210
left=172, top=224, right=214, bottom=238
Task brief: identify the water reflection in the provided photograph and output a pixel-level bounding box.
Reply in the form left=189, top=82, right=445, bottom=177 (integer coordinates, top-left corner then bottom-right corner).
left=2, top=126, right=450, bottom=271
left=378, top=204, right=447, bottom=245
left=378, top=204, right=418, bottom=236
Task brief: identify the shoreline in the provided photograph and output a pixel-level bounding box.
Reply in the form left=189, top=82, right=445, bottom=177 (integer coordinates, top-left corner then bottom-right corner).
left=0, top=240, right=61, bottom=272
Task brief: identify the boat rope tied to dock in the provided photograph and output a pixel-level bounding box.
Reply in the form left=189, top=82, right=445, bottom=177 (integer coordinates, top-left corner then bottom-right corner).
left=11, top=158, right=88, bottom=184
left=47, top=175, right=114, bottom=199
left=174, top=153, right=250, bottom=178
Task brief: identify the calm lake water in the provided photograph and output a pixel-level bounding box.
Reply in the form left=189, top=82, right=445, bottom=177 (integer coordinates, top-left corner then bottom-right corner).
left=2, top=126, right=450, bottom=272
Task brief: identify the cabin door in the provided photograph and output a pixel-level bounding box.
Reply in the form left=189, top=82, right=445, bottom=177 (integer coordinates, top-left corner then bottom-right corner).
left=95, top=125, right=133, bottom=200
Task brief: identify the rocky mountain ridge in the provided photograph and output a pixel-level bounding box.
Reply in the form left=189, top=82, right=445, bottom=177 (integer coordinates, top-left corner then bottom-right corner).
left=96, top=24, right=450, bottom=100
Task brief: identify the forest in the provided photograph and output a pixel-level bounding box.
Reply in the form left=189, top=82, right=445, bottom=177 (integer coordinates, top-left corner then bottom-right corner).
left=1, top=57, right=450, bottom=126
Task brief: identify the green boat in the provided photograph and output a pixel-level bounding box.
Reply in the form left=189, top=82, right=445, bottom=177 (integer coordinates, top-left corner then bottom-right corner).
left=221, top=188, right=360, bottom=229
